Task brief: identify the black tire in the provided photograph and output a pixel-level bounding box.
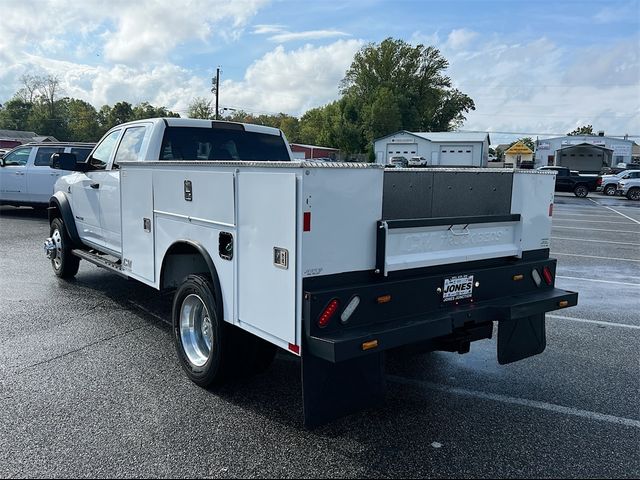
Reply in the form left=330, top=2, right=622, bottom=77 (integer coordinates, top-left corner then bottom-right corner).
left=172, top=274, right=230, bottom=387
left=573, top=184, right=589, bottom=198
left=627, top=188, right=640, bottom=201
left=604, top=184, right=616, bottom=196
left=50, top=217, right=80, bottom=278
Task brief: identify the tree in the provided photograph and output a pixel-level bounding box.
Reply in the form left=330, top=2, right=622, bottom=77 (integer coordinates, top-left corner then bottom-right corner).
left=0, top=98, right=33, bottom=131
left=132, top=101, right=179, bottom=120
left=508, top=137, right=535, bottom=152
left=567, top=125, right=594, bottom=136
left=187, top=97, right=215, bottom=119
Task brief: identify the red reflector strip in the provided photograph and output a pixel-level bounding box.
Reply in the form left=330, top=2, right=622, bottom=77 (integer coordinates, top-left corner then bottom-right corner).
left=288, top=343, right=300, bottom=355
left=303, top=212, right=311, bottom=232
left=549, top=204, right=554, bottom=216
left=542, top=266, right=553, bottom=285
left=318, top=299, right=339, bottom=328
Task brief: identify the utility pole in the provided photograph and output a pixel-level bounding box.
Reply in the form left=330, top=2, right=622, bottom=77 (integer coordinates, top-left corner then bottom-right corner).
left=211, top=66, right=221, bottom=120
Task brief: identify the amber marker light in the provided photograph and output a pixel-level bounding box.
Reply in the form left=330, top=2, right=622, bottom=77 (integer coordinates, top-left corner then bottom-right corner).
left=362, top=340, right=379, bottom=351
left=377, top=295, right=392, bottom=304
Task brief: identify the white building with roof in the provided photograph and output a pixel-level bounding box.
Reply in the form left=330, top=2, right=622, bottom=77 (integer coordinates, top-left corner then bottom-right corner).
left=373, top=131, right=490, bottom=167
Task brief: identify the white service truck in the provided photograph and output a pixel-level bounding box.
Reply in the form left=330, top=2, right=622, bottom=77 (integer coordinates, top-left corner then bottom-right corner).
left=45, top=118, right=577, bottom=427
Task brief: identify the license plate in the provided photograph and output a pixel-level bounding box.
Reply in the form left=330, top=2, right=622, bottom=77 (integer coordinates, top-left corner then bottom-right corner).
left=442, top=274, right=474, bottom=302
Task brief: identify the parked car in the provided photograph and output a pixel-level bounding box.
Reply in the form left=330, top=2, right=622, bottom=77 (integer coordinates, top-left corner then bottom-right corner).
left=537, top=166, right=598, bottom=197
left=617, top=178, right=640, bottom=200
left=408, top=156, right=428, bottom=167
left=388, top=155, right=408, bottom=168
left=0, top=142, right=94, bottom=208
left=596, top=170, right=640, bottom=196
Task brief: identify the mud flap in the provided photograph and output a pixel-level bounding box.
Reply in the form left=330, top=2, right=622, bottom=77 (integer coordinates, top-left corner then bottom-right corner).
left=497, top=313, right=546, bottom=365
left=301, top=352, right=385, bottom=429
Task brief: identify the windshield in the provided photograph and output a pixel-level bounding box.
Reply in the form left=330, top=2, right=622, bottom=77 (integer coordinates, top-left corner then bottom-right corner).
left=159, top=126, right=290, bottom=162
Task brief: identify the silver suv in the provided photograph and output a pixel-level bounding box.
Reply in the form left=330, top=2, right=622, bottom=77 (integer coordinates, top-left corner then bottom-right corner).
left=0, top=142, right=94, bottom=208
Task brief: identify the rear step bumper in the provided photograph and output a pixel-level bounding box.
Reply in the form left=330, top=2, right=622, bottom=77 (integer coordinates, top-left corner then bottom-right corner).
left=306, top=287, right=577, bottom=363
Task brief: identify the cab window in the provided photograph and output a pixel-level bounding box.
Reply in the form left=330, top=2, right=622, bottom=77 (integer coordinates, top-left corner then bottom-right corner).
left=114, top=126, right=148, bottom=165
left=3, top=147, right=32, bottom=166
left=34, top=147, right=64, bottom=166
left=89, top=130, right=121, bottom=170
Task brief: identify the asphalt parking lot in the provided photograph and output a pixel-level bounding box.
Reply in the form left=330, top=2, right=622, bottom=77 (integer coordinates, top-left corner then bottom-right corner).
left=1, top=193, right=638, bottom=478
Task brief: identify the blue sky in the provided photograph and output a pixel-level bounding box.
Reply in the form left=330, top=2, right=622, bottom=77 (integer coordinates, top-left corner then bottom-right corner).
left=0, top=0, right=638, bottom=145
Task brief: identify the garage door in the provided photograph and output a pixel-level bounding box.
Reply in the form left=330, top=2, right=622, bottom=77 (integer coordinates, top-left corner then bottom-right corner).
left=439, top=145, right=473, bottom=166
left=387, top=143, right=418, bottom=162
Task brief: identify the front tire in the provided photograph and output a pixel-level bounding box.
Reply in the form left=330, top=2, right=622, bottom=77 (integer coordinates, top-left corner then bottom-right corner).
left=172, top=274, right=229, bottom=387
left=604, top=184, right=616, bottom=196
left=573, top=184, right=589, bottom=198
left=627, top=188, right=640, bottom=201
left=50, top=217, right=80, bottom=278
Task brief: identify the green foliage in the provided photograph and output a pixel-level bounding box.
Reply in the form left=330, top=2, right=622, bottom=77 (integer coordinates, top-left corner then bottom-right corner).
left=508, top=137, right=535, bottom=151
left=187, top=97, right=215, bottom=119
left=567, top=125, right=594, bottom=136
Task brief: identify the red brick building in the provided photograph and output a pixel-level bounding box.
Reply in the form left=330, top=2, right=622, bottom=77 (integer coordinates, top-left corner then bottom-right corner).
left=289, top=143, right=339, bottom=160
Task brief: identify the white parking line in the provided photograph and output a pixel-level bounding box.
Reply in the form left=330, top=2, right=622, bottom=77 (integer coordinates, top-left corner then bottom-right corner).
left=553, top=219, right=634, bottom=224
left=602, top=206, right=640, bottom=225
left=547, top=314, right=640, bottom=330
left=553, top=213, right=633, bottom=219
left=552, top=252, right=640, bottom=263
left=553, top=226, right=640, bottom=234
left=387, top=375, right=640, bottom=428
left=551, top=237, right=640, bottom=247
left=556, top=275, right=640, bottom=287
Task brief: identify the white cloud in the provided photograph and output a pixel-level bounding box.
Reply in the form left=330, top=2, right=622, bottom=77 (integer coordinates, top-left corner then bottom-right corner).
left=407, top=30, right=640, bottom=144
left=269, top=30, right=350, bottom=43
left=252, top=24, right=350, bottom=43
left=220, top=40, right=364, bottom=114
left=446, top=29, right=478, bottom=49
left=0, top=0, right=270, bottom=65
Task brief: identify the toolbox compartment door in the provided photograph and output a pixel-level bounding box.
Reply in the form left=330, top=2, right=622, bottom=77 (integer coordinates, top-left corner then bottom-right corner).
left=237, top=172, right=298, bottom=345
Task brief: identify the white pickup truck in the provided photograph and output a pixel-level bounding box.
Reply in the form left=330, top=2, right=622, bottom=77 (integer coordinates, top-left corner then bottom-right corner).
left=44, top=118, right=577, bottom=427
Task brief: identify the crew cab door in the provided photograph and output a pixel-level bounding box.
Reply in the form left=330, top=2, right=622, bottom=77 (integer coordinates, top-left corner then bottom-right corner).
left=100, top=124, right=151, bottom=254
left=26, top=146, right=64, bottom=204
left=71, top=129, right=122, bottom=249
left=0, top=146, right=32, bottom=202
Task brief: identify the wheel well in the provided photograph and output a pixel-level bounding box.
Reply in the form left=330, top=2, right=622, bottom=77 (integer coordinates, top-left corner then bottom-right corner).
left=48, top=202, right=61, bottom=223
left=160, top=243, right=210, bottom=289
left=160, top=241, right=224, bottom=323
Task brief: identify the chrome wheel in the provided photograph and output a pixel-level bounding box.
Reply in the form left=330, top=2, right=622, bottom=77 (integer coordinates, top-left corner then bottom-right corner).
left=604, top=185, right=616, bottom=196
left=629, top=189, right=640, bottom=201
left=51, top=229, right=63, bottom=270
left=180, top=294, right=213, bottom=367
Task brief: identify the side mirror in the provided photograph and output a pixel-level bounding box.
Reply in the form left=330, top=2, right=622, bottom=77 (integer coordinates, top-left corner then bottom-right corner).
left=0, top=158, right=4, bottom=167
left=50, top=152, right=89, bottom=172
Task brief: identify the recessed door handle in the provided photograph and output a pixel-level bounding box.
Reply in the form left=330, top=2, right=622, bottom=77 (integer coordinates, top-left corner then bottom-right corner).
left=90, top=183, right=100, bottom=189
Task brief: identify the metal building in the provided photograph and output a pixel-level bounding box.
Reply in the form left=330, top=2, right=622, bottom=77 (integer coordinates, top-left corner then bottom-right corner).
left=374, top=131, right=490, bottom=167
left=534, top=134, right=634, bottom=173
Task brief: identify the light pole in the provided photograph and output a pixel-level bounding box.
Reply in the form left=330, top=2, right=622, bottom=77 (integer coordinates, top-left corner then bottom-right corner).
left=211, top=66, right=221, bottom=120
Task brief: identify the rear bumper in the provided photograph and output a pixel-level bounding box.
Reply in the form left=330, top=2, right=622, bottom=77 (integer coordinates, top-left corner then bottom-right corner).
left=306, top=287, right=577, bottom=362
left=304, top=256, right=577, bottom=363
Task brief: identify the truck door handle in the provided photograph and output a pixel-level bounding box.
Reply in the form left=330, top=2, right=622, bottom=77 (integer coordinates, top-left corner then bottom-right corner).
left=90, top=183, right=100, bottom=189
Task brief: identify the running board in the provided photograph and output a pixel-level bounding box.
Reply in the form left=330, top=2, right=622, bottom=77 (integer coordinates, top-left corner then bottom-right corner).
left=72, top=249, right=128, bottom=278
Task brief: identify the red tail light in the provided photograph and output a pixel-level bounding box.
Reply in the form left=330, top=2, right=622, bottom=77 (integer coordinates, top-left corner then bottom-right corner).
left=542, top=266, right=553, bottom=285
left=596, top=177, right=602, bottom=186
left=317, top=299, right=339, bottom=328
